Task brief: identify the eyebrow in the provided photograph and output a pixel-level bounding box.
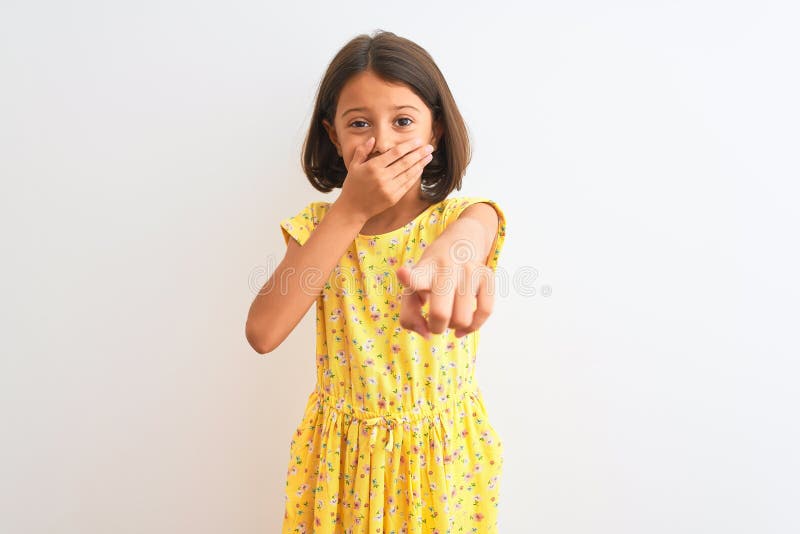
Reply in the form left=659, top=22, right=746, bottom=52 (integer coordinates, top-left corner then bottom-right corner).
left=340, top=105, right=421, bottom=117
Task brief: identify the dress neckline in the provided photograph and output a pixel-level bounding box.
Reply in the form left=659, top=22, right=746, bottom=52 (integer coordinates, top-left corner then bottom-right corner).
left=356, top=200, right=443, bottom=238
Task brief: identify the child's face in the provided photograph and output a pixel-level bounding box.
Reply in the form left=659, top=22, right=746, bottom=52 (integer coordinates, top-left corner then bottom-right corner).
left=322, top=69, right=442, bottom=168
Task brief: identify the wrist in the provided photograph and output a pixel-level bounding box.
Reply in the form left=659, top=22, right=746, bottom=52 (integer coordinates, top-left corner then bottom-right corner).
left=328, top=198, right=369, bottom=232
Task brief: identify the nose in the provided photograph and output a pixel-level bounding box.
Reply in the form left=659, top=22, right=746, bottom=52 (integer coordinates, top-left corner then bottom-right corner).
left=369, top=123, right=396, bottom=159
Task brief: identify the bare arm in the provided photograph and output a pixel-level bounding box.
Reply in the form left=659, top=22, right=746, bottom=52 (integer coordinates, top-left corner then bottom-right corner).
left=395, top=201, right=501, bottom=338
left=246, top=136, right=435, bottom=354
left=245, top=200, right=367, bottom=354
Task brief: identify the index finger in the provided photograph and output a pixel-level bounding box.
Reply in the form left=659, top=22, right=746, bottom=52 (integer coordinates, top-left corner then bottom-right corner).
left=370, top=137, right=425, bottom=168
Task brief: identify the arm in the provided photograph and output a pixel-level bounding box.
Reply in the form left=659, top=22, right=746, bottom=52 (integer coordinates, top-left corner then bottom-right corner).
left=245, top=201, right=366, bottom=354
left=396, top=201, right=501, bottom=337
left=445, top=202, right=500, bottom=266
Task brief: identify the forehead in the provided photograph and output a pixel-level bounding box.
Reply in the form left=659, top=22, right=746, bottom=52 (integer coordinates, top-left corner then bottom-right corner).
left=336, top=71, right=425, bottom=116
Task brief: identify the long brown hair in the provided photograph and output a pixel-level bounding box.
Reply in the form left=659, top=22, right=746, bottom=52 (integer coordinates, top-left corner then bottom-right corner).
left=301, top=29, right=472, bottom=203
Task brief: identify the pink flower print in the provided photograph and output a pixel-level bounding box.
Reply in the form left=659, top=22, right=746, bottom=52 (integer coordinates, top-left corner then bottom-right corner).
left=346, top=251, right=354, bottom=260
left=364, top=338, right=375, bottom=352
left=391, top=343, right=402, bottom=354
left=420, top=239, right=427, bottom=249
left=368, top=238, right=377, bottom=247
left=481, top=430, right=493, bottom=444
left=377, top=397, right=387, bottom=410
left=474, top=512, right=484, bottom=522
left=329, top=308, right=342, bottom=321
left=390, top=237, right=399, bottom=247
left=375, top=325, right=386, bottom=336
left=387, top=256, right=398, bottom=266
left=356, top=392, right=364, bottom=403
left=389, top=301, right=397, bottom=311
left=446, top=341, right=455, bottom=351
left=365, top=357, right=375, bottom=366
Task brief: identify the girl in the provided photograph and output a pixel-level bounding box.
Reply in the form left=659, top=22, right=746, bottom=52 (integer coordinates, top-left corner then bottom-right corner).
left=246, top=30, right=508, bottom=534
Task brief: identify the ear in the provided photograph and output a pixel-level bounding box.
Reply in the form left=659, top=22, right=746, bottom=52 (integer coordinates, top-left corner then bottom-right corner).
left=321, top=118, right=342, bottom=156
left=430, top=119, right=444, bottom=149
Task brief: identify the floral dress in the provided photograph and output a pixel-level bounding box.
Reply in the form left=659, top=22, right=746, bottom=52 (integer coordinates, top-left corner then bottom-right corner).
left=278, top=195, right=507, bottom=534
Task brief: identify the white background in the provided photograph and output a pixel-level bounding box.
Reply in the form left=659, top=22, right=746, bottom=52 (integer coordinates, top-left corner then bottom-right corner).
left=2, top=1, right=798, bottom=532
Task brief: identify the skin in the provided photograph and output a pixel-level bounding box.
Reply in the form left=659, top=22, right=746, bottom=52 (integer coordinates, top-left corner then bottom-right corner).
left=244, top=69, right=500, bottom=353
left=322, top=69, right=444, bottom=233
left=323, top=69, right=500, bottom=339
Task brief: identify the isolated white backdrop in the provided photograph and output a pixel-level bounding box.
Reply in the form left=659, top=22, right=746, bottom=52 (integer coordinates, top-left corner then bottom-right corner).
left=2, top=1, right=798, bottom=532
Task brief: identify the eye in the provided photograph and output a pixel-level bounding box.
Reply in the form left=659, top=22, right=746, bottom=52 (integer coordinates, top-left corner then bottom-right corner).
left=348, top=117, right=415, bottom=128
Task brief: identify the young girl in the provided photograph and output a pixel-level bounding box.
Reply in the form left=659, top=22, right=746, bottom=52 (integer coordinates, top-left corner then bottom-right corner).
left=246, top=30, right=508, bottom=534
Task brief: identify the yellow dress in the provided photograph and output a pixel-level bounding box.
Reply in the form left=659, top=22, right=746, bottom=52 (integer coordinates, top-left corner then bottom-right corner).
left=278, top=195, right=507, bottom=533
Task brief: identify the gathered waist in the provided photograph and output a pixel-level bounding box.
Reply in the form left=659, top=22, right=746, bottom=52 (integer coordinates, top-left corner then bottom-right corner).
left=309, top=383, right=480, bottom=452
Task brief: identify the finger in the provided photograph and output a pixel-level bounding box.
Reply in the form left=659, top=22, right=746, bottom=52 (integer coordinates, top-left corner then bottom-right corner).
left=426, top=262, right=455, bottom=335
left=398, top=286, right=432, bottom=340
left=391, top=151, right=434, bottom=197
left=393, top=147, right=433, bottom=184
left=397, top=263, right=435, bottom=339
left=371, top=137, right=426, bottom=168
left=450, top=267, right=476, bottom=331
left=396, top=262, right=434, bottom=295
left=455, top=266, right=495, bottom=337
left=390, top=143, right=435, bottom=180
left=352, top=136, right=376, bottom=166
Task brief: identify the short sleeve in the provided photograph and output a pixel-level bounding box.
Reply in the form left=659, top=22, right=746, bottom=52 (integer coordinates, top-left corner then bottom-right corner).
left=440, top=196, right=507, bottom=272
left=279, top=201, right=327, bottom=246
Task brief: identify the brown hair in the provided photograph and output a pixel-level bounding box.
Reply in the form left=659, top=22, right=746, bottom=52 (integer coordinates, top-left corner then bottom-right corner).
left=300, top=29, right=472, bottom=203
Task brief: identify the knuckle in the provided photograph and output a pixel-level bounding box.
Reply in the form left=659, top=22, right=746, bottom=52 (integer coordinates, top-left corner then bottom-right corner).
left=450, top=316, right=471, bottom=329
left=475, top=303, right=493, bottom=318
left=428, top=310, right=450, bottom=324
